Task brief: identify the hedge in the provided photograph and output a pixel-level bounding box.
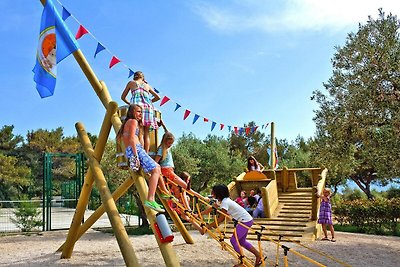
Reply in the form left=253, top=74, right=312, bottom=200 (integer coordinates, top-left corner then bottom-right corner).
left=333, top=198, right=400, bottom=235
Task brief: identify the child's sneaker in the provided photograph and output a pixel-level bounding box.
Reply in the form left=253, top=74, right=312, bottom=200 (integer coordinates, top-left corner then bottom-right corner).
left=159, top=192, right=176, bottom=201
left=144, top=200, right=165, bottom=213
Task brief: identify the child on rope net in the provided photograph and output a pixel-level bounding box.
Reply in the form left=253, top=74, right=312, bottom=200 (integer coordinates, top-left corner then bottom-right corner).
left=154, top=131, right=193, bottom=217
left=317, top=188, right=336, bottom=242
left=201, top=185, right=262, bottom=267
left=117, top=104, right=171, bottom=213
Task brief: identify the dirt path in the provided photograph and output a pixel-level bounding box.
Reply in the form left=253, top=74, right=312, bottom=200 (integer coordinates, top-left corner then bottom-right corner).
left=0, top=230, right=399, bottom=266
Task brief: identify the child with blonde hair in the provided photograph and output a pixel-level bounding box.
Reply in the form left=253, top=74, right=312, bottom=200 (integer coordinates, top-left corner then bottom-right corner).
left=155, top=132, right=191, bottom=211
left=317, top=188, right=336, bottom=242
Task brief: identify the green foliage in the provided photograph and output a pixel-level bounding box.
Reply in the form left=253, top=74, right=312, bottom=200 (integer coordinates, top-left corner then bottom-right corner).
left=311, top=10, right=400, bottom=198
left=333, top=198, right=400, bottom=235
left=386, top=186, right=400, bottom=199
left=339, top=187, right=367, bottom=201
left=0, top=153, right=31, bottom=200
left=0, top=125, right=24, bottom=154
left=173, top=133, right=244, bottom=193
left=11, top=200, right=42, bottom=232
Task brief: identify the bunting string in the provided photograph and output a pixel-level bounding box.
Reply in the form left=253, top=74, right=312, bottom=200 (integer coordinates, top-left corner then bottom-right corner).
left=54, top=0, right=271, bottom=135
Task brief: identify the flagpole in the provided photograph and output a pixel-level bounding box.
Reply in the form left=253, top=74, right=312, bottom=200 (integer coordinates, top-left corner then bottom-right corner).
left=270, top=122, right=276, bottom=169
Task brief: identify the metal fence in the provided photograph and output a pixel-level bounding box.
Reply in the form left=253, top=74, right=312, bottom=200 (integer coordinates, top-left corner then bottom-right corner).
left=0, top=199, right=139, bottom=233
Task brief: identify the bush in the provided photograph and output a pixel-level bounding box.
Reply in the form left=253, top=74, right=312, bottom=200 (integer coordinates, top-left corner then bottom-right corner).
left=11, top=201, right=42, bottom=232
left=333, top=198, right=400, bottom=235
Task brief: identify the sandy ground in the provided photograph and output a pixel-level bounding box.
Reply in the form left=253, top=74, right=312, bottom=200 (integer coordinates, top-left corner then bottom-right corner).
left=0, top=229, right=399, bottom=267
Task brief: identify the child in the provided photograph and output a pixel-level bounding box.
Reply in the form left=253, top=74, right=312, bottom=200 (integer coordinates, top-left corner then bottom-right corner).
left=252, top=189, right=265, bottom=218
left=235, top=190, right=249, bottom=208
left=121, top=71, right=160, bottom=153
left=247, top=156, right=264, bottom=172
left=117, top=104, right=169, bottom=213
left=317, top=188, right=336, bottom=242
left=155, top=132, right=191, bottom=211
left=203, top=185, right=261, bottom=267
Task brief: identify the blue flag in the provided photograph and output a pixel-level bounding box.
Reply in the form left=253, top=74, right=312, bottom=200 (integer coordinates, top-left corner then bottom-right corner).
left=33, top=0, right=79, bottom=98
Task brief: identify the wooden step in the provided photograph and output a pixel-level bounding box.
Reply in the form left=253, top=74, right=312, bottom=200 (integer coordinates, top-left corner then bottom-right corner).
left=258, top=217, right=310, bottom=223
left=252, top=220, right=307, bottom=227
left=281, top=205, right=311, bottom=209
left=277, top=213, right=310, bottom=219
left=279, top=210, right=311, bottom=214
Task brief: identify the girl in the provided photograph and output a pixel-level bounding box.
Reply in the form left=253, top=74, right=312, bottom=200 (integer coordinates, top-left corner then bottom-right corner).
left=317, top=188, right=336, bottom=242
left=117, top=104, right=169, bottom=213
left=247, top=156, right=264, bottom=172
left=203, top=185, right=261, bottom=267
left=155, top=132, right=191, bottom=211
left=235, top=190, right=249, bottom=208
left=121, top=71, right=160, bottom=153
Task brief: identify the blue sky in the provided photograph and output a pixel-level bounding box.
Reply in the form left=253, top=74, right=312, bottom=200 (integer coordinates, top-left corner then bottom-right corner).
left=1, top=0, right=399, bottom=143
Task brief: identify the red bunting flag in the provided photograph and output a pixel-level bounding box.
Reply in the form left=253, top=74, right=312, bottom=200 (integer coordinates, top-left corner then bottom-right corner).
left=220, top=124, right=224, bottom=130
left=75, top=25, right=89, bottom=40
left=245, top=127, right=251, bottom=135
left=234, top=126, right=238, bottom=135
left=109, top=56, right=120, bottom=68
left=183, top=109, right=191, bottom=120
left=204, top=118, right=209, bottom=122
left=160, top=96, right=170, bottom=106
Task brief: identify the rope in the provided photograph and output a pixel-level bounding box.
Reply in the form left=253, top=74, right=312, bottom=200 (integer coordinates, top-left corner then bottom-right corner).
left=158, top=180, right=351, bottom=267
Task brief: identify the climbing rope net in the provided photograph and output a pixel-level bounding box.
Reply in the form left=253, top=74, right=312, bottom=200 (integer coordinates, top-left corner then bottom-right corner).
left=162, top=180, right=352, bottom=267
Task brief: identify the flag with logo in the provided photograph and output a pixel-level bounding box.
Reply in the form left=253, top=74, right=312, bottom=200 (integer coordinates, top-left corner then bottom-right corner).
left=33, top=0, right=79, bottom=98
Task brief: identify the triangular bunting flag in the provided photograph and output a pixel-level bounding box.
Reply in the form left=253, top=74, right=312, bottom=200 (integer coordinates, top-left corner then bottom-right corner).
left=128, top=69, right=134, bottom=78
left=253, top=126, right=258, bottom=133
left=245, top=127, right=251, bottom=135
left=192, top=114, right=200, bottom=124
left=204, top=118, right=209, bottom=122
left=94, top=42, right=105, bottom=58
left=160, top=96, right=170, bottom=106
left=62, top=7, right=71, bottom=21
left=75, top=25, right=89, bottom=40
left=211, top=121, right=216, bottom=131
left=220, top=124, right=224, bottom=130
left=234, top=127, right=238, bottom=134
left=109, top=56, right=120, bottom=68
left=183, top=109, right=191, bottom=120
left=228, top=126, right=231, bottom=132
left=174, top=103, right=181, bottom=112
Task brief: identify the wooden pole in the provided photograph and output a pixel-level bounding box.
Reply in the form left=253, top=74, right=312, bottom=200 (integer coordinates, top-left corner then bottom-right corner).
left=270, top=122, right=276, bottom=169
left=76, top=122, right=140, bottom=267
left=60, top=102, right=117, bottom=254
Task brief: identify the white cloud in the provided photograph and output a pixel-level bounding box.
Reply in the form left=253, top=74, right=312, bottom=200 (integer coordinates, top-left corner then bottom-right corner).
left=192, top=0, right=400, bottom=33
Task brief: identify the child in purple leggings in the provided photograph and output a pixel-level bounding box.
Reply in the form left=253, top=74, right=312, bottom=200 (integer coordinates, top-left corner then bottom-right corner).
left=202, top=185, right=261, bottom=267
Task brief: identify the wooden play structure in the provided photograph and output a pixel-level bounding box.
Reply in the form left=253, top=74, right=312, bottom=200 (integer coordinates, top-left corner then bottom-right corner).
left=227, top=167, right=328, bottom=242
left=36, top=1, right=353, bottom=266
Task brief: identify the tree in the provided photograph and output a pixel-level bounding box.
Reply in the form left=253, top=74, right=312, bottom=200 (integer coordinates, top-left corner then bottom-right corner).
left=228, top=121, right=271, bottom=169
left=173, top=133, right=243, bottom=193
left=0, top=125, right=24, bottom=155
left=311, top=9, right=400, bottom=198
left=0, top=153, right=31, bottom=200
left=19, top=127, right=83, bottom=196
